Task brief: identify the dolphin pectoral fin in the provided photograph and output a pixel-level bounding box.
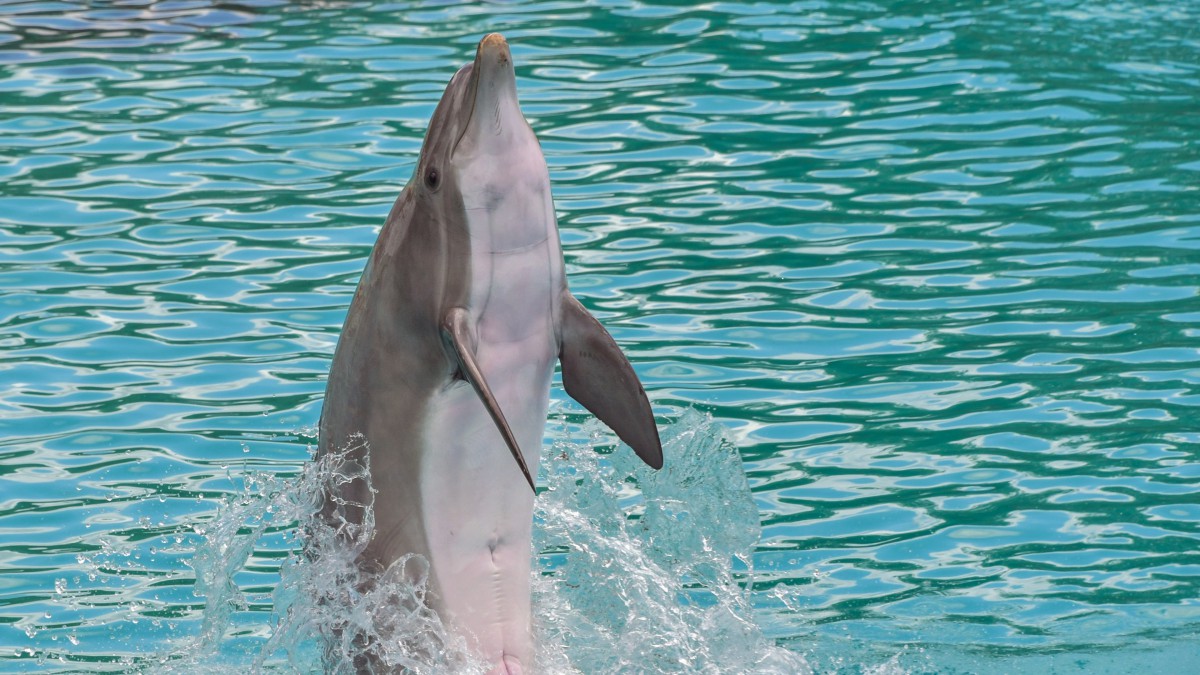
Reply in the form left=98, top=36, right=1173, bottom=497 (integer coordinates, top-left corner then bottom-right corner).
left=442, top=307, right=538, bottom=494
left=559, top=293, right=664, bottom=469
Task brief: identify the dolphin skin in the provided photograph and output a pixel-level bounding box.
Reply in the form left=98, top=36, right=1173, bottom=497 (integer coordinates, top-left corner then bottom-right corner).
left=318, top=33, right=663, bottom=673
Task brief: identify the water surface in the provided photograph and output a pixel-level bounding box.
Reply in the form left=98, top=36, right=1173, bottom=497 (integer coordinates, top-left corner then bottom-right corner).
left=1, top=0, right=1199, bottom=672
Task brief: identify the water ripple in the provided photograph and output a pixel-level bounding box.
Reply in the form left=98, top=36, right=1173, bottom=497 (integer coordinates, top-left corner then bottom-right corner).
left=2, top=0, right=1199, bottom=671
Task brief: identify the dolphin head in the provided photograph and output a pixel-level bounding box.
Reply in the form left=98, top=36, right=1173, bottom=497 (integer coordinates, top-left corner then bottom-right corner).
left=414, top=34, right=540, bottom=206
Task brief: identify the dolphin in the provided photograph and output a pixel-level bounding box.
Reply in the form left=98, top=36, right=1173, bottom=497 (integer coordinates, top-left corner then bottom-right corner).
left=317, top=33, right=663, bottom=674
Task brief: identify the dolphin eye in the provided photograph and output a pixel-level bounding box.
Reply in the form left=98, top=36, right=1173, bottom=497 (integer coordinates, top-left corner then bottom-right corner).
left=425, top=166, right=440, bottom=190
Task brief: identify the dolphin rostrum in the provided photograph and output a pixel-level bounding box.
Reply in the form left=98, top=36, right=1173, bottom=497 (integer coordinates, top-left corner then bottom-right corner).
left=317, top=33, right=663, bottom=673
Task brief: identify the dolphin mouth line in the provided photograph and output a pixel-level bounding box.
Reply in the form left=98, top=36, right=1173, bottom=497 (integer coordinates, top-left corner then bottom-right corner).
left=452, top=80, right=481, bottom=156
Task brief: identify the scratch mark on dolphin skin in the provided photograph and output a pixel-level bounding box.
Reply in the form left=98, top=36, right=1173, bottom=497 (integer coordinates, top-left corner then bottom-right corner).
left=490, top=237, right=548, bottom=255
left=489, top=540, right=507, bottom=666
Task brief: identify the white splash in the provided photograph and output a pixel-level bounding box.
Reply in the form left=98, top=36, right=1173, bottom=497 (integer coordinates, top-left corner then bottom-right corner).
left=171, top=410, right=814, bottom=673
left=532, top=411, right=810, bottom=674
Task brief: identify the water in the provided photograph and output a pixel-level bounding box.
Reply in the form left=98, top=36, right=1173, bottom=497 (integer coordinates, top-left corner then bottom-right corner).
left=2, top=0, right=1199, bottom=672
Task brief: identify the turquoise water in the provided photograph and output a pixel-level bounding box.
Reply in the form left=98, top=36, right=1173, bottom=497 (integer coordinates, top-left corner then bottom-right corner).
left=2, top=0, right=1200, bottom=672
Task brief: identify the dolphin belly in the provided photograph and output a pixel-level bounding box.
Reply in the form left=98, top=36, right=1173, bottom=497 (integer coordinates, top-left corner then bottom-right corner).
left=418, top=242, right=558, bottom=669
left=418, top=362, right=546, bottom=671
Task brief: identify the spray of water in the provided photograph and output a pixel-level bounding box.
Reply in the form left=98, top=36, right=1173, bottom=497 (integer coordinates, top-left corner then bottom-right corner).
left=533, top=412, right=810, bottom=674
left=168, top=410, right=815, bottom=673
left=263, top=438, right=486, bottom=674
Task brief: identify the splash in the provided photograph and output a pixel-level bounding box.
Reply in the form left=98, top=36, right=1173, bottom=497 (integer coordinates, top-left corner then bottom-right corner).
left=169, top=410, right=813, bottom=673
left=533, top=411, right=810, bottom=673
left=263, top=438, right=485, bottom=675
left=158, top=438, right=482, bottom=674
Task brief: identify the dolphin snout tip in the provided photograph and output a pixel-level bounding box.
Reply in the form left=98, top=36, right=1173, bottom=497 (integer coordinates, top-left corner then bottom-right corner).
left=479, top=33, right=511, bottom=65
